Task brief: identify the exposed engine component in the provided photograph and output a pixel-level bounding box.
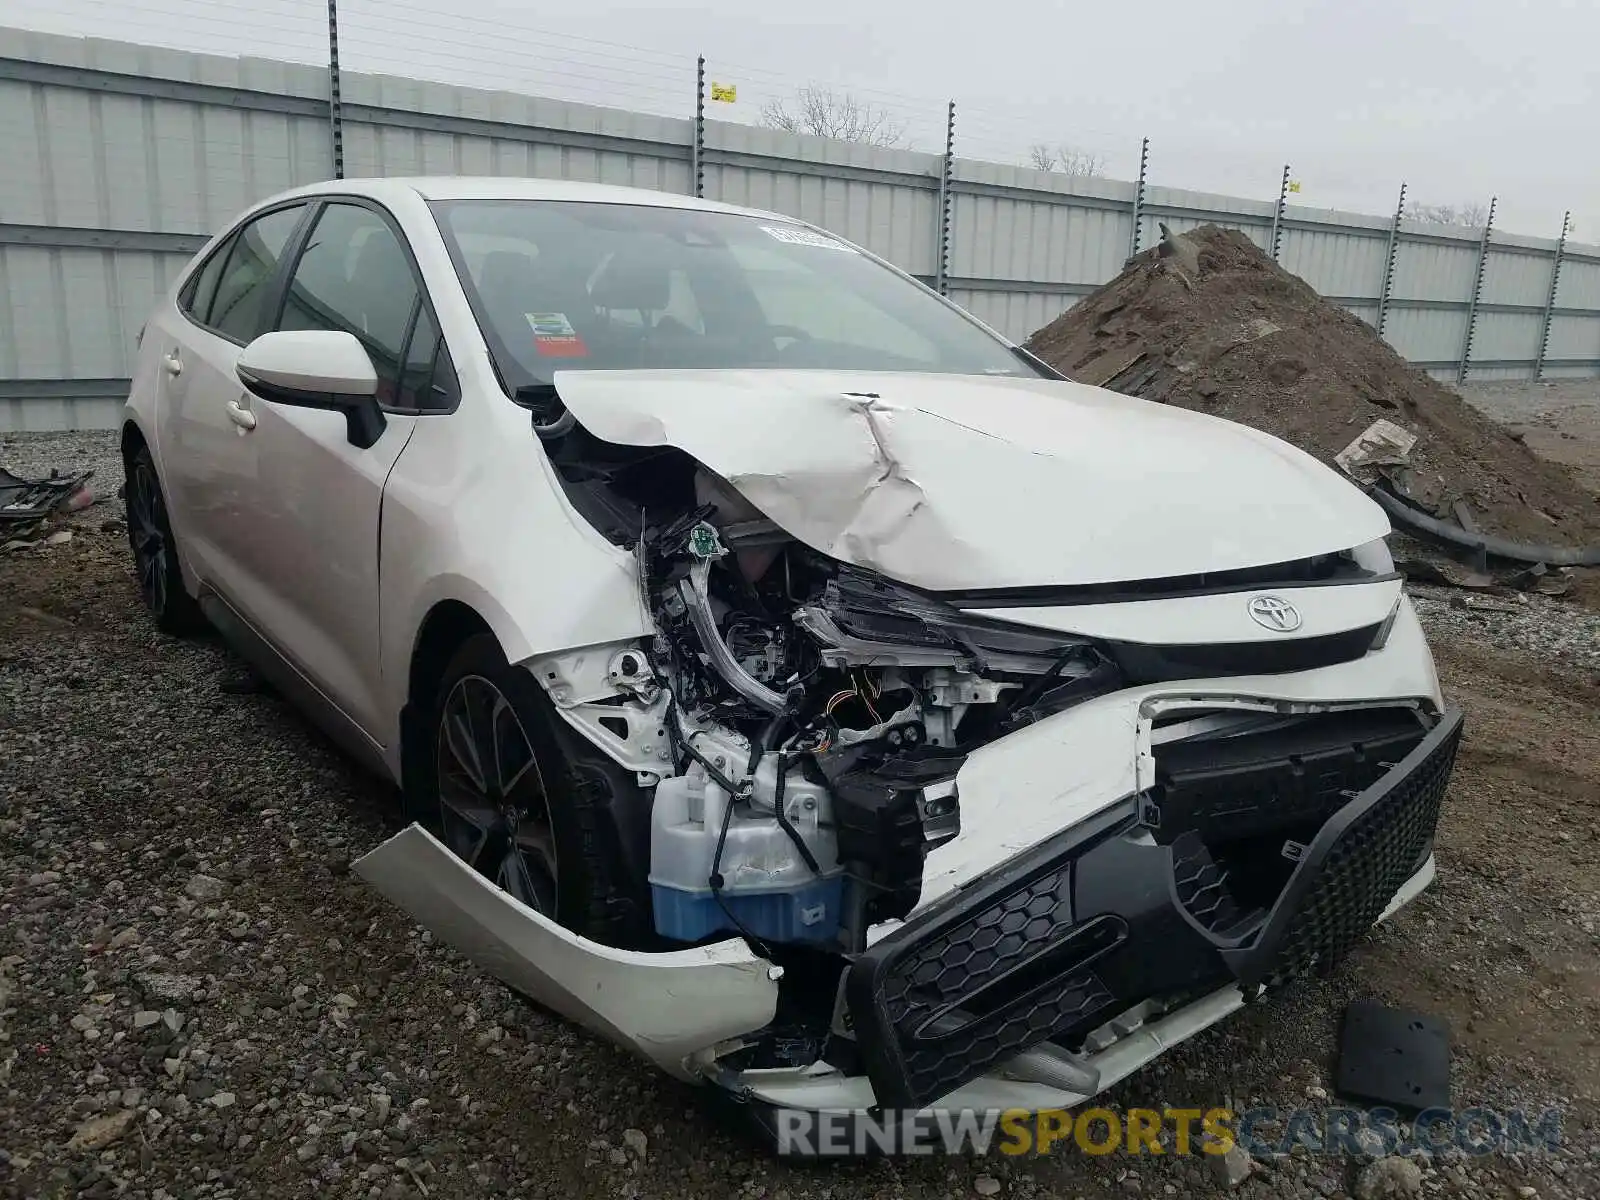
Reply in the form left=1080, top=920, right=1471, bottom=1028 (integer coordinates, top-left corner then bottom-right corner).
left=824, top=743, right=967, bottom=925
left=532, top=441, right=1126, bottom=953
left=627, top=477, right=1122, bottom=955
left=677, top=541, right=786, bottom=714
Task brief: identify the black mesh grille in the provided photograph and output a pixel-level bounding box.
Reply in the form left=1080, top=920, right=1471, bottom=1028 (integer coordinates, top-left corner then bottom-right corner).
left=847, top=817, right=1132, bottom=1109
left=888, top=859, right=1075, bottom=1020
left=1227, top=707, right=1462, bottom=988
left=1170, top=833, right=1251, bottom=936
left=879, top=964, right=1115, bottom=1107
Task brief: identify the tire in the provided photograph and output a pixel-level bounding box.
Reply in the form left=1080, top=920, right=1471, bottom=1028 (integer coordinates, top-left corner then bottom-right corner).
left=411, top=633, right=654, bottom=948
left=124, top=445, right=207, bottom=635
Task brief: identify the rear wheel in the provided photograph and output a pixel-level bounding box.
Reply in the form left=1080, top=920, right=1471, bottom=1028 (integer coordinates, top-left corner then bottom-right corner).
left=124, top=445, right=206, bottom=635
left=413, top=634, right=653, bottom=947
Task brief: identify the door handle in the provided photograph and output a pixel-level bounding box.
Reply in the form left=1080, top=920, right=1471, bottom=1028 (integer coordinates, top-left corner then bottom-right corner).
left=226, top=399, right=257, bottom=431
left=163, top=351, right=183, bottom=376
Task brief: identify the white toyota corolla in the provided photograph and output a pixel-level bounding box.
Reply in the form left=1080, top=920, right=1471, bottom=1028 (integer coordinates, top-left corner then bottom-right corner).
left=122, top=176, right=1461, bottom=1130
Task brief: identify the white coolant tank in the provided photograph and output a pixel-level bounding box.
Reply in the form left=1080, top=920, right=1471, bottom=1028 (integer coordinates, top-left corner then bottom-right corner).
left=648, top=759, right=844, bottom=944
left=648, top=764, right=729, bottom=900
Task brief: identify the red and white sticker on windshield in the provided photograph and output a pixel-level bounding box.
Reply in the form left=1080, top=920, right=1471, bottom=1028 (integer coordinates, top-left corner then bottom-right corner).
left=525, top=312, right=588, bottom=357
left=760, top=225, right=856, bottom=252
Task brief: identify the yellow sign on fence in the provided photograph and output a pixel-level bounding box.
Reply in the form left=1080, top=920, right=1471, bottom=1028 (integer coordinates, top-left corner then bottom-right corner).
left=710, top=82, right=737, bottom=103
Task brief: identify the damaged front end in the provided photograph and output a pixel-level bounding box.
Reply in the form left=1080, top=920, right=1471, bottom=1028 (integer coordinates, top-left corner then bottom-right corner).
left=360, top=375, right=1461, bottom=1117
left=637, top=500, right=1122, bottom=953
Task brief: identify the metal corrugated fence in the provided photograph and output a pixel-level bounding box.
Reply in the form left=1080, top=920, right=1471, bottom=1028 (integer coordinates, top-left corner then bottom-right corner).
left=4, top=25, right=1599, bottom=431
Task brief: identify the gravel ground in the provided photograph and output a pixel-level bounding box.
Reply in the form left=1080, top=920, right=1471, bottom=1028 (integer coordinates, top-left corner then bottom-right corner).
left=1409, top=587, right=1600, bottom=671
left=2, top=431, right=1598, bottom=1200
left=1457, top=380, right=1600, bottom=497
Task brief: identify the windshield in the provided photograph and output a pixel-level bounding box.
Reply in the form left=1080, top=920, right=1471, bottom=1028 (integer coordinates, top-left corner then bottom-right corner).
left=429, top=199, right=1038, bottom=391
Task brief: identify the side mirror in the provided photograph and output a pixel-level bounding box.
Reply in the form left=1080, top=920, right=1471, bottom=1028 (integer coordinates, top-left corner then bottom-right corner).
left=236, top=330, right=386, bottom=448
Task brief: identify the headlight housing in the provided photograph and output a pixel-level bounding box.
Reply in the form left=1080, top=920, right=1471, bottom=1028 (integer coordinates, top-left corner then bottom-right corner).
left=1348, top=536, right=1395, bottom=576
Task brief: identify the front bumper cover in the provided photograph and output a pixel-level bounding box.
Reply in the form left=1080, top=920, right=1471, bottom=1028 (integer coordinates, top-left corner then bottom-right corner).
left=846, top=705, right=1464, bottom=1110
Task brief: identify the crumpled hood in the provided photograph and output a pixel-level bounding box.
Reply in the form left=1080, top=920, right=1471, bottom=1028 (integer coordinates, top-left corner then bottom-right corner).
left=553, top=369, right=1390, bottom=591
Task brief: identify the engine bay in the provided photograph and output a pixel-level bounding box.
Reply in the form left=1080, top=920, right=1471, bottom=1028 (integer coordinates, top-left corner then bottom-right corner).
left=535, top=413, right=1121, bottom=956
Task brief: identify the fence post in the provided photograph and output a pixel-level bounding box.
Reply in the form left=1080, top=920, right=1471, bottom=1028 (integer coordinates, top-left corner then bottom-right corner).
left=691, top=56, right=705, bottom=199
left=1376, top=182, right=1406, bottom=339
left=934, top=100, right=955, bottom=295
left=1128, top=136, right=1150, bottom=257
left=1533, top=210, right=1570, bottom=380
left=1457, top=196, right=1498, bottom=385
left=1268, top=163, right=1290, bottom=260
left=326, top=0, right=344, bottom=179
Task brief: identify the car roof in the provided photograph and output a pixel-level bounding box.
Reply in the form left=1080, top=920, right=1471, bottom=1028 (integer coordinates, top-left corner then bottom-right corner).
left=265, top=176, right=787, bottom=221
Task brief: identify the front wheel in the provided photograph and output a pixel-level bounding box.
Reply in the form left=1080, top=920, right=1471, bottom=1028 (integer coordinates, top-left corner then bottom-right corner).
left=412, top=634, right=653, bottom=947
left=124, top=445, right=206, bottom=635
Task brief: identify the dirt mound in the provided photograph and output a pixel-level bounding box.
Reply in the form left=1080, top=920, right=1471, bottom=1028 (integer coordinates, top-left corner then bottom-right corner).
left=1025, top=226, right=1600, bottom=550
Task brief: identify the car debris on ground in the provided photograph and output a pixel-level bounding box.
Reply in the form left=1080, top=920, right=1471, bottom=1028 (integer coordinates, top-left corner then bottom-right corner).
left=1026, top=225, right=1600, bottom=595
left=0, top=461, right=94, bottom=551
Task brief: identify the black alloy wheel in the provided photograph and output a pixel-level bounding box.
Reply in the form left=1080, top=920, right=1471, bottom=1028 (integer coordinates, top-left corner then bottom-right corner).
left=124, top=446, right=205, bottom=634
left=435, top=673, right=561, bottom=916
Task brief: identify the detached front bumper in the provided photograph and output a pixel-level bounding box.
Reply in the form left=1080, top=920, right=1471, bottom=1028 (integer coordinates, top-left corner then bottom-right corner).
left=741, top=705, right=1462, bottom=1114
left=731, top=855, right=1437, bottom=1132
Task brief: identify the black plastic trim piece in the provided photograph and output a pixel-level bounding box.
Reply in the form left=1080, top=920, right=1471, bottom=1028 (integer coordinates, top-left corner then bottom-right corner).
left=940, top=564, right=1396, bottom=608
left=236, top=370, right=388, bottom=449
left=1150, top=706, right=1429, bottom=845
left=843, top=704, right=1461, bottom=1109
left=1104, top=623, right=1383, bottom=684
left=1221, top=706, right=1464, bottom=988
left=845, top=800, right=1137, bottom=1109
left=1371, top=485, right=1600, bottom=568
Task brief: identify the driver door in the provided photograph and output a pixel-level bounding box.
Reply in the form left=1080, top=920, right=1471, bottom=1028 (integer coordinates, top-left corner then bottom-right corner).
left=235, top=199, right=445, bottom=741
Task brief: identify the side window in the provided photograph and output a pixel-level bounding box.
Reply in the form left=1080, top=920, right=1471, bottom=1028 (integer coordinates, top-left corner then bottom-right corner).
left=208, top=205, right=306, bottom=343
left=397, top=306, right=456, bottom=412
left=279, top=203, right=420, bottom=407
left=180, top=233, right=235, bottom=324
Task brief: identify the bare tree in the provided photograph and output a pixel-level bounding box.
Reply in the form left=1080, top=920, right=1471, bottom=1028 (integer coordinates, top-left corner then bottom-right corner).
left=1410, top=201, right=1490, bottom=228
left=759, top=87, right=907, bottom=148
left=1026, top=142, right=1106, bottom=177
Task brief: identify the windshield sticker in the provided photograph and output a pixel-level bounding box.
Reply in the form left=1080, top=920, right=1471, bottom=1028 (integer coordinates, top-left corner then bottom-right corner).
left=760, top=225, right=856, bottom=252
left=525, top=312, right=588, bottom=357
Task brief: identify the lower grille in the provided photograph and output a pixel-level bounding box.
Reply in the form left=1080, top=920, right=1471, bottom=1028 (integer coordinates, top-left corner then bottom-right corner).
left=846, top=707, right=1462, bottom=1110
left=845, top=810, right=1132, bottom=1110
left=1223, top=706, right=1462, bottom=987
left=1170, top=834, right=1252, bottom=937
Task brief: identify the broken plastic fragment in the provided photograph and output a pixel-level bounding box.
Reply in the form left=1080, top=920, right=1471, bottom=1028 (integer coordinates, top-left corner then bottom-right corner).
left=1335, top=418, right=1417, bottom=482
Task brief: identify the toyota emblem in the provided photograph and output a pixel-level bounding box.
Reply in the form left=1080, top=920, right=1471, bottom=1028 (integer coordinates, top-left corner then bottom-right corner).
left=1247, top=595, right=1302, bottom=632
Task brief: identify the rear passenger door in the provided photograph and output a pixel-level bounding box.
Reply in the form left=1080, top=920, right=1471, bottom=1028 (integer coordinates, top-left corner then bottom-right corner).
left=160, top=202, right=310, bottom=601
left=238, top=199, right=455, bottom=742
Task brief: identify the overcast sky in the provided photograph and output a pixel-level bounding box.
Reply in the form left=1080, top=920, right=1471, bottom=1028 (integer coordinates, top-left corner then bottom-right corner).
left=3, top=0, right=1593, bottom=240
